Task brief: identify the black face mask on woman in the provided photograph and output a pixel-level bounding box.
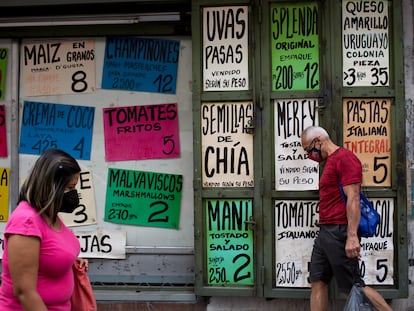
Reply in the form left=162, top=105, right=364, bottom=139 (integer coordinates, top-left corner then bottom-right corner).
left=60, top=189, right=80, bottom=213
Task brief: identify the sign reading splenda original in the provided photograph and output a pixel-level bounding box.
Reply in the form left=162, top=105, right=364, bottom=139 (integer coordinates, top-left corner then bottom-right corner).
left=270, top=3, right=320, bottom=91
left=203, top=6, right=249, bottom=91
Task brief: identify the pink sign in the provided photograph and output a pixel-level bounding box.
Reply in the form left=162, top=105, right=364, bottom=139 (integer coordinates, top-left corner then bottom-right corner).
left=0, top=105, right=7, bottom=157
left=103, top=103, right=180, bottom=161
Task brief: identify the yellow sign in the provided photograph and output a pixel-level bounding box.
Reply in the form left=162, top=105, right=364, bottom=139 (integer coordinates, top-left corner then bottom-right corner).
left=0, top=168, right=10, bottom=221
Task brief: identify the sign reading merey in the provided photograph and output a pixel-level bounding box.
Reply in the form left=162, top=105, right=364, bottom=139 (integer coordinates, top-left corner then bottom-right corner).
left=203, top=6, right=249, bottom=91
left=202, top=102, right=254, bottom=188
left=342, top=0, right=389, bottom=87
left=274, top=99, right=319, bottom=190
left=343, top=98, right=391, bottom=186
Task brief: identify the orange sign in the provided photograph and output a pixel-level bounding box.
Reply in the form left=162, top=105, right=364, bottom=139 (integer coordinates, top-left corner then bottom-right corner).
left=343, top=98, right=391, bottom=187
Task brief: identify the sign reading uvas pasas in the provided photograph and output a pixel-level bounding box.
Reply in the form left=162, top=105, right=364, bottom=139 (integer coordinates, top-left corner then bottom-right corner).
left=20, top=101, right=95, bottom=160
left=104, top=168, right=183, bottom=229
left=103, top=103, right=180, bottom=161
left=203, top=6, right=249, bottom=91
left=102, top=36, right=180, bottom=94
left=206, top=199, right=254, bottom=285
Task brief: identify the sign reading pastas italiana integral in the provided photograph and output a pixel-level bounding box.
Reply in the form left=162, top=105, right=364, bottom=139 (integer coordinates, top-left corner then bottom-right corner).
left=203, top=6, right=249, bottom=91
left=343, top=98, right=391, bottom=186
left=274, top=99, right=319, bottom=190
left=206, top=199, right=254, bottom=285
left=0, top=168, right=9, bottom=222
left=275, top=200, right=319, bottom=287
left=342, top=0, right=389, bottom=86
left=0, top=48, right=7, bottom=100
left=19, top=101, right=95, bottom=160
left=0, top=105, right=7, bottom=157
left=103, top=103, right=180, bottom=161
left=104, top=168, right=183, bottom=229
left=59, top=171, right=98, bottom=227
left=360, top=198, right=394, bottom=285
left=21, top=39, right=95, bottom=96
left=201, top=102, right=254, bottom=188
left=270, top=3, right=320, bottom=91
left=102, top=36, right=180, bottom=94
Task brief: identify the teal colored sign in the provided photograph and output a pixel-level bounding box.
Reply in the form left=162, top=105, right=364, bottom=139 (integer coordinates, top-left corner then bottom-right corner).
left=105, top=168, right=183, bottom=229
left=206, top=199, right=254, bottom=285
left=0, top=48, right=7, bottom=100
left=271, top=4, right=320, bottom=91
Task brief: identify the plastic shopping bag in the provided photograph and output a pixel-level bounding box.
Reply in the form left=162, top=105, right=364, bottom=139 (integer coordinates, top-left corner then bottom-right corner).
left=343, top=284, right=375, bottom=311
left=71, top=262, right=97, bottom=311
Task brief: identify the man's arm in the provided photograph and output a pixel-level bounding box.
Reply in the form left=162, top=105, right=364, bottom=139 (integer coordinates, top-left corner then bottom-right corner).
left=342, top=183, right=361, bottom=258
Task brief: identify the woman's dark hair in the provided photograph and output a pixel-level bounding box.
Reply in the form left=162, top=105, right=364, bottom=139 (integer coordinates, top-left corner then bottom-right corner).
left=19, top=148, right=81, bottom=223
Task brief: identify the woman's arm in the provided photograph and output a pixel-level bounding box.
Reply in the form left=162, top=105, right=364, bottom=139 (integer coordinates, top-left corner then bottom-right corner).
left=7, top=234, right=48, bottom=311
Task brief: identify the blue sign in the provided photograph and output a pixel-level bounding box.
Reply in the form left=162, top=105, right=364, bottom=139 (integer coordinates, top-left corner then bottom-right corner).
left=20, top=101, right=95, bottom=160
left=102, top=36, right=180, bottom=94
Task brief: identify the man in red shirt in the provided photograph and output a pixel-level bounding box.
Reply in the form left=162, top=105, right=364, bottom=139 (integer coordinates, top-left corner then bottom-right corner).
left=301, top=126, right=392, bottom=311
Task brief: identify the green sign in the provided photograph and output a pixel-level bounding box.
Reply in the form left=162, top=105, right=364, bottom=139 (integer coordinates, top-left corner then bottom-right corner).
left=206, top=199, right=254, bottom=285
left=104, top=168, right=183, bottom=229
left=271, top=4, right=320, bottom=91
left=0, top=48, right=7, bottom=100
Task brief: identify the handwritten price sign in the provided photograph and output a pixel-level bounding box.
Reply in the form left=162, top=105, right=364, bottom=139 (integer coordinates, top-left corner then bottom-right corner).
left=21, top=40, right=95, bottom=96
left=104, top=168, right=183, bottom=229
left=103, top=103, right=180, bottom=161
left=102, top=36, right=180, bottom=94
left=270, top=3, right=320, bottom=91
left=19, top=101, right=95, bottom=160
left=206, top=199, right=254, bottom=285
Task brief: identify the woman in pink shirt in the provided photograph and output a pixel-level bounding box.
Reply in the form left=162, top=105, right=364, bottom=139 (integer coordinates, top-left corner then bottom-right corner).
left=0, top=149, right=88, bottom=311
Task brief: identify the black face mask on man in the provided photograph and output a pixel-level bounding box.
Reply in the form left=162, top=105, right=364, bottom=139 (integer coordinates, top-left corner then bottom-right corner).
left=60, top=189, right=79, bottom=213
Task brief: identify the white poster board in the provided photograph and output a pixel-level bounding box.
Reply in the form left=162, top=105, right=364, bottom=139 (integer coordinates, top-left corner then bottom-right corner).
left=274, top=99, right=319, bottom=191
left=342, top=0, right=389, bottom=86
left=203, top=6, right=249, bottom=91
